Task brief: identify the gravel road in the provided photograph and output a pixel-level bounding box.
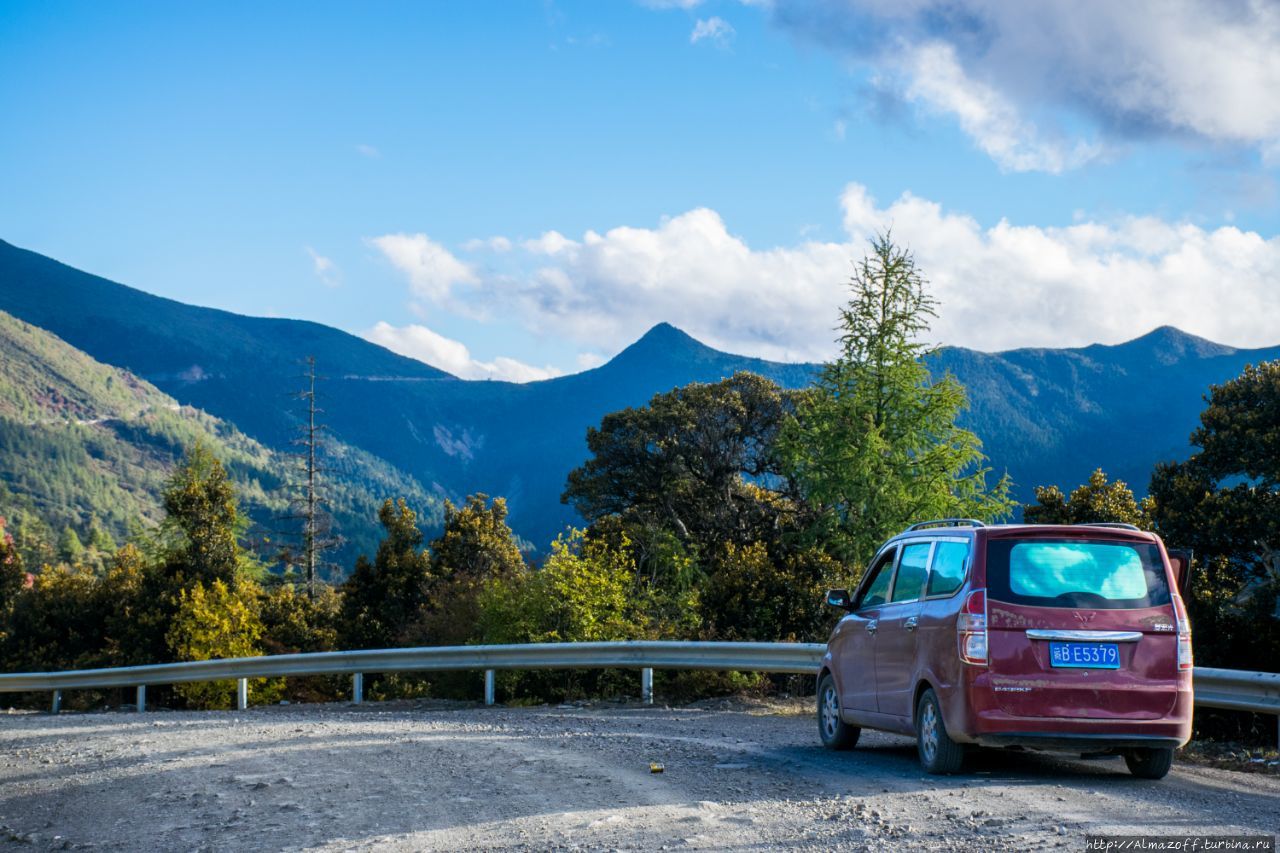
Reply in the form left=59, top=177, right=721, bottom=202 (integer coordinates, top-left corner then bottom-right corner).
left=2, top=699, right=1277, bottom=851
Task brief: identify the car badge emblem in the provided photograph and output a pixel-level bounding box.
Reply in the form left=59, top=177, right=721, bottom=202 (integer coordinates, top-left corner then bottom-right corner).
left=1073, top=611, right=1096, bottom=624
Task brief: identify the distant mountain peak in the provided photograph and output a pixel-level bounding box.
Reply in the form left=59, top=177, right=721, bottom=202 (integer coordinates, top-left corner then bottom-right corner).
left=612, top=322, right=711, bottom=363
left=1106, top=325, right=1236, bottom=363
left=635, top=321, right=700, bottom=347
left=1133, top=325, right=1204, bottom=344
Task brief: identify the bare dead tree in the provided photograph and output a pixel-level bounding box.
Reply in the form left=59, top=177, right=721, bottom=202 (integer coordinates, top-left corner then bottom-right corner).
left=283, top=356, right=341, bottom=597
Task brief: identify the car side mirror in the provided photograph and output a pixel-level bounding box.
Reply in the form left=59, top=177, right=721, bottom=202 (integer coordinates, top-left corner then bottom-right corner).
left=1167, top=549, right=1193, bottom=597
left=826, top=589, right=853, bottom=610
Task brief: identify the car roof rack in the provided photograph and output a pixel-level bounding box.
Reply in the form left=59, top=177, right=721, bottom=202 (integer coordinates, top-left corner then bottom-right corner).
left=1076, top=522, right=1142, bottom=531
left=903, top=518, right=987, bottom=533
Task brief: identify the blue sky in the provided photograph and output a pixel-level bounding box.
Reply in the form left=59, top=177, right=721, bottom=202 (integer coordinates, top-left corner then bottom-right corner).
left=3, top=1, right=1279, bottom=380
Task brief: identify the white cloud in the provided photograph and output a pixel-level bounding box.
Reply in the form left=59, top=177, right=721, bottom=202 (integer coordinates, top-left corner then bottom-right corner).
left=835, top=184, right=1280, bottom=353
left=365, top=321, right=563, bottom=383
left=368, top=233, right=477, bottom=304
left=691, top=16, right=735, bottom=47
left=770, top=0, right=1280, bottom=169
left=398, top=184, right=1280, bottom=362
left=304, top=246, right=340, bottom=288
left=902, top=41, right=1100, bottom=173
left=356, top=144, right=381, bottom=158
left=576, top=352, right=607, bottom=370
left=462, top=236, right=514, bottom=253
left=522, top=231, right=577, bottom=255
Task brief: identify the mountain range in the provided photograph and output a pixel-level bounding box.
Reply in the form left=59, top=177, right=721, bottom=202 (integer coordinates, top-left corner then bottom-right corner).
left=2, top=237, right=1277, bottom=563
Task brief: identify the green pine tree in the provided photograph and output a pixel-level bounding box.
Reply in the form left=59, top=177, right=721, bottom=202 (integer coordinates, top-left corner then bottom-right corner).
left=160, top=443, right=241, bottom=587
left=58, top=525, right=86, bottom=566
left=415, top=494, right=526, bottom=645
left=779, top=235, right=1014, bottom=572
left=339, top=498, right=434, bottom=649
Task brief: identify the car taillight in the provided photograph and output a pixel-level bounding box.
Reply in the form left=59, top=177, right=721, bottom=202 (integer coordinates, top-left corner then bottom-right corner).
left=1173, top=594, right=1193, bottom=671
left=957, top=588, right=987, bottom=666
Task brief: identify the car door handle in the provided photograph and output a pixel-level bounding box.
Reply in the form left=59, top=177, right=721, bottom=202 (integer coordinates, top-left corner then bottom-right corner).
left=865, top=620, right=878, bottom=635
left=904, top=616, right=918, bottom=632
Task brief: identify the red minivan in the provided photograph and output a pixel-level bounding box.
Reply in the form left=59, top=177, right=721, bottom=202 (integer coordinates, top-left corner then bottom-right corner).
left=817, top=520, right=1193, bottom=778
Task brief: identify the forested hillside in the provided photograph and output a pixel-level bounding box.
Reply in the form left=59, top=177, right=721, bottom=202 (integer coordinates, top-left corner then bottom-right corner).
left=0, top=310, right=437, bottom=570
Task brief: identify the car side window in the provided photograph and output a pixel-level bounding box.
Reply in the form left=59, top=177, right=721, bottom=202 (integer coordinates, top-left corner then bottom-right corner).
left=926, top=540, right=969, bottom=597
left=857, top=547, right=897, bottom=609
left=891, top=542, right=932, bottom=603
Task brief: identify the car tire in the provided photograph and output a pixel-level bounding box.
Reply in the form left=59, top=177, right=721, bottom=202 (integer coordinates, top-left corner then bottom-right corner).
left=1124, top=747, right=1174, bottom=780
left=915, top=688, right=964, bottom=774
left=817, top=674, right=860, bottom=750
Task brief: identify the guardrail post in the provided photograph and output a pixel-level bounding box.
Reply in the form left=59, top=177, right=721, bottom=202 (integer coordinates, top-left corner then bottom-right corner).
left=50, top=690, right=61, bottom=714
left=136, top=685, right=145, bottom=713
left=484, top=670, right=495, bottom=706
left=236, top=678, right=248, bottom=711
left=352, top=673, right=363, bottom=705
left=641, top=667, right=653, bottom=705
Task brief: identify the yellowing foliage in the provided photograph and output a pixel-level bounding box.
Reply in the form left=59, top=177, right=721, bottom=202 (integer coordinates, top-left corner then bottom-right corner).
left=478, top=529, right=646, bottom=646
left=166, top=579, right=277, bottom=709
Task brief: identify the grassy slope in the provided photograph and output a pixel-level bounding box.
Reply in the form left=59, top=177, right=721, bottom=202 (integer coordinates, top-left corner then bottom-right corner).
left=0, top=310, right=437, bottom=570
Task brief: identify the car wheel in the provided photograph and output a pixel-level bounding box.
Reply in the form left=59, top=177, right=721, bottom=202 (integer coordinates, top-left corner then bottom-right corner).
left=817, top=674, right=860, bottom=750
left=916, top=688, right=964, bottom=774
left=1124, top=747, right=1174, bottom=780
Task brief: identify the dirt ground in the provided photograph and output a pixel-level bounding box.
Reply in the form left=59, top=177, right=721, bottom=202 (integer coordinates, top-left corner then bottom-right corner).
left=2, top=698, right=1278, bottom=851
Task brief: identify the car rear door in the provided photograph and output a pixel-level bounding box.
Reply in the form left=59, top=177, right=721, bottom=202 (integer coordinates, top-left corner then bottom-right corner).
left=873, top=540, right=932, bottom=720
left=984, top=533, right=1180, bottom=720
left=833, top=545, right=897, bottom=714
left=914, top=536, right=972, bottom=705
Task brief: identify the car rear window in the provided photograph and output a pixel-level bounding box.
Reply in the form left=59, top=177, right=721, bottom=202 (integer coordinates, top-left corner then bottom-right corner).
left=927, top=541, right=968, bottom=597
left=891, top=543, right=931, bottom=603
left=986, top=538, right=1171, bottom=609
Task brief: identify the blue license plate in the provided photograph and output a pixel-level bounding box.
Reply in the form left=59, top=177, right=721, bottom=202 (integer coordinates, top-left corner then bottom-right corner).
left=1048, top=642, right=1120, bottom=669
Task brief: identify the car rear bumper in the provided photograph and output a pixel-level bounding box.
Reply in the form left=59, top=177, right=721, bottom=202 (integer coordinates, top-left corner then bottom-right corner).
left=944, top=684, right=1193, bottom=748
left=974, top=732, right=1185, bottom=751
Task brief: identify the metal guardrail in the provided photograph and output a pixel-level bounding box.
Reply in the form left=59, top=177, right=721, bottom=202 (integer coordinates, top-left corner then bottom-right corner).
left=0, top=641, right=826, bottom=712
left=1190, top=666, right=1280, bottom=714
left=0, top=643, right=1276, bottom=728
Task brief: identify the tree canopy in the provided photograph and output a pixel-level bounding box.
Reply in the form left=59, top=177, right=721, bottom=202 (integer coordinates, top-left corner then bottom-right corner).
left=1024, top=469, right=1154, bottom=529
left=339, top=498, right=434, bottom=650
left=160, top=444, right=242, bottom=587
left=1150, top=360, right=1280, bottom=671
left=778, top=235, right=1013, bottom=570
left=416, top=494, right=527, bottom=646
left=564, top=371, right=800, bottom=550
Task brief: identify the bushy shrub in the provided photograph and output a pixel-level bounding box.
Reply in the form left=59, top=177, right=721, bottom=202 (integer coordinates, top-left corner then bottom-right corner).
left=701, top=541, right=835, bottom=642
left=0, top=516, right=24, bottom=640
left=258, top=582, right=345, bottom=703
left=477, top=529, right=649, bottom=701
left=4, top=563, right=106, bottom=673
left=585, top=517, right=701, bottom=639
left=479, top=529, right=646, bottom=646
left=258, top=583, right=341, bottom=655
left=166, top=579, right=278, bottom=709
